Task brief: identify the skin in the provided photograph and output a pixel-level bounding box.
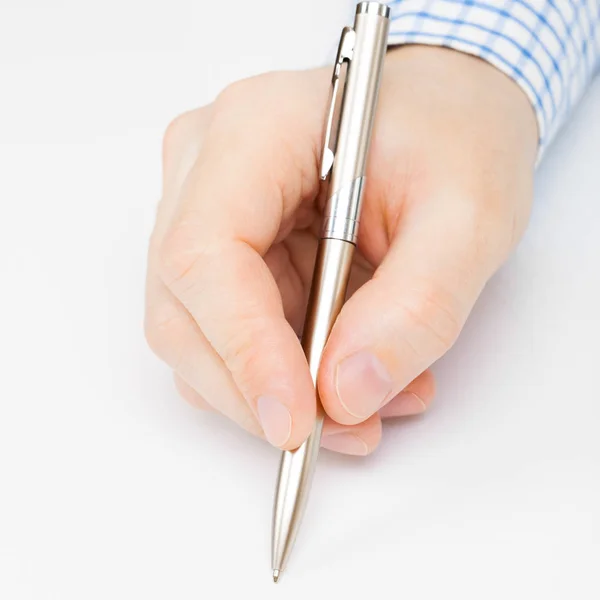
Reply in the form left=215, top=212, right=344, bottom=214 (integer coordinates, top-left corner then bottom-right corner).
left=145, top=46, right=538, bottom=456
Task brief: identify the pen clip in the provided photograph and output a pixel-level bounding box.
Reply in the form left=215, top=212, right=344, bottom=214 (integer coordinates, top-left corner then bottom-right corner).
left=320, top=26, right=356, bottom=180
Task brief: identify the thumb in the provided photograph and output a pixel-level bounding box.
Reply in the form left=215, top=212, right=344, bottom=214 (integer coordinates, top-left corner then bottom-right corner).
left=317, top=190, right=515, bottom=425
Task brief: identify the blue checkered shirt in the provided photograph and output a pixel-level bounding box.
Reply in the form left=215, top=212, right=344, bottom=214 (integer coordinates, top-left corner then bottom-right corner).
left=387, top=0, right=600, bottom=156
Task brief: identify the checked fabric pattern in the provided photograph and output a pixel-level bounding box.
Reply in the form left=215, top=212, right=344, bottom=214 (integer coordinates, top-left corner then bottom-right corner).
left=387, top=0, right=600, bottom=155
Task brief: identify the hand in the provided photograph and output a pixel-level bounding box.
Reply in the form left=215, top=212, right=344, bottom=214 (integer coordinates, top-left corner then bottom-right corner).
left=145, top=46, right=537, bottom=455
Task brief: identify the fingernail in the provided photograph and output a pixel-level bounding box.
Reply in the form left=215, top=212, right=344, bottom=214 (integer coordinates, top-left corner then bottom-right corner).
left=321, top=433, right=369, bottom=456
left=256, top=396, right=292, bottom=447
left=335, top=351, right=393, bottom=419
left=379, top=391, right=427, bottom=418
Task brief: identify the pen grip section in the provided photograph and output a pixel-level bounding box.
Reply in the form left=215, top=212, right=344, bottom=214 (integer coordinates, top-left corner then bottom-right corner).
left=301, top=238, right=355, bottom=395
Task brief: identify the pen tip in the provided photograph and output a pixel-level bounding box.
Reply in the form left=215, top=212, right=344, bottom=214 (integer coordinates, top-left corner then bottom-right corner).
left=272, top=569, right=281, bottom=583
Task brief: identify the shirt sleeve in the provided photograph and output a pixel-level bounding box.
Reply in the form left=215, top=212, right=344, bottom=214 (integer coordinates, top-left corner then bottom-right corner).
left=386, top=0, right=600, bottom=157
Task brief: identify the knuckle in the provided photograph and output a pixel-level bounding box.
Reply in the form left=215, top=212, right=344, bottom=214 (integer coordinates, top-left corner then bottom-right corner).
left=215, top=78, right=252, bottom=107
left=219, top=319, right=263, bottom=376
left=399, top=286, right=464, bottom=354
left=162, top=111, right=194, bottom=161
left=162, top=107, right=210, bottom=171
left=217, top=317, right=275, bottom=396
left=215, top=74, right=272, bottom=109
left=213, top=74, right=290, bottom=137
left=144, top=310, right=187, bottom=368
left=213, top=78, right=263, bottom=127
left=157, top=222, right=208, bottom=291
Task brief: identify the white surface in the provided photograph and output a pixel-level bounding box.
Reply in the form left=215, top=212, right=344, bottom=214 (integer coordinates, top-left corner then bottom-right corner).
left=1, top=1, right=598, bottom=599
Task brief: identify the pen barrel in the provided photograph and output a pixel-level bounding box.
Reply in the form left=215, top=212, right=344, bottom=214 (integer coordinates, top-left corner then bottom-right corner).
left=271, top=237, right=354, bottom=573
left=324, top=4, right=389, bottom=243
left=301, top=238, right=354, bottom=385
left=271, top=3, right=390, bottom=578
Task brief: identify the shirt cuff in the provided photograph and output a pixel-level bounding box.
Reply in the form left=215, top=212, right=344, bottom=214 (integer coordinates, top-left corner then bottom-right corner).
left=386, top=0, right=600, bottom=159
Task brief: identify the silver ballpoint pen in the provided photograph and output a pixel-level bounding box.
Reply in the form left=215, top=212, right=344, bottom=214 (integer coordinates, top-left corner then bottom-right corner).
left=271, top=2, right=390, bottom=583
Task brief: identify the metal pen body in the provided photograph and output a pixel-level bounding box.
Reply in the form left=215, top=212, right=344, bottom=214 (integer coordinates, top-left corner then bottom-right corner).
left=271, top=3, right=390, bottom=581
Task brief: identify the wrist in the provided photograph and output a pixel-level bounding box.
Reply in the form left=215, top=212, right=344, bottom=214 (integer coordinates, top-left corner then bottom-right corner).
left=383, top=45, right=538, bottom=166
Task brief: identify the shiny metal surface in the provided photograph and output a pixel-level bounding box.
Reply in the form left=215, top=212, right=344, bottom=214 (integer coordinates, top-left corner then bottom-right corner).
left=328, top=5, right=389, bottom=197
left=320, top=26, right=355, bottom=180
left=271, top=238, right=355, bottom=577
left=357, top=1, right=391, bottom=17
left=271, top=3, right=389, bottom=581
left=322, top=176, right=365, bottom=243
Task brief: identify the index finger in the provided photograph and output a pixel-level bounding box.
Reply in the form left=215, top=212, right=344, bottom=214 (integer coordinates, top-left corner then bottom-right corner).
left=158, top=71, right=328, bottom=450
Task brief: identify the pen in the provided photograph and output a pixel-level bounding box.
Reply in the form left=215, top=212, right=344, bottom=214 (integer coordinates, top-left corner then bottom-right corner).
left=270, top=2, right=390, bottom=582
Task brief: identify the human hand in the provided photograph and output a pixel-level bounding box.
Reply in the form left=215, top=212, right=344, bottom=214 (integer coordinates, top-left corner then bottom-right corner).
left=145, top=46, right=537, bottom=455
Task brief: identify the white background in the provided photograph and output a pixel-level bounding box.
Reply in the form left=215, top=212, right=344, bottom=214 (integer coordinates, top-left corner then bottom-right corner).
left=1, top=1, right=599, bottom=598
